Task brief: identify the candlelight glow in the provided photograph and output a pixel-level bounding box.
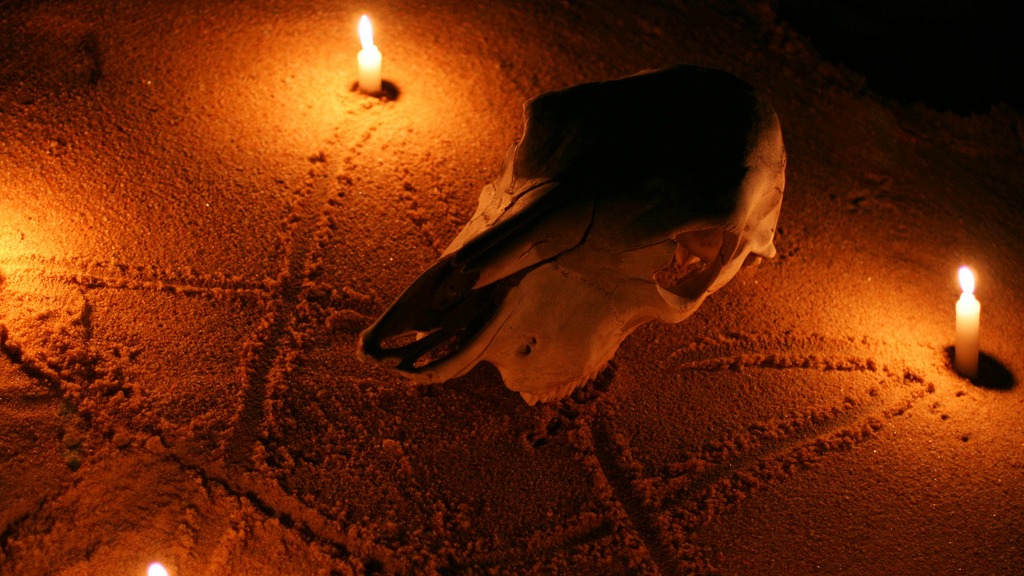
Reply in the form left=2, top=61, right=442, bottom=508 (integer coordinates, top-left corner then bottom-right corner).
left=959, top=266, right=975, bottom=294
left=147, top=563, right=169, bottom=576
left=359, top=15, right=374, bottom=50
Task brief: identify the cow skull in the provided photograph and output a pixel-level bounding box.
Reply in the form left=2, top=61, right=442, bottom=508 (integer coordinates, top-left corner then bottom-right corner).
left=358, top=65, right=786, bottom=404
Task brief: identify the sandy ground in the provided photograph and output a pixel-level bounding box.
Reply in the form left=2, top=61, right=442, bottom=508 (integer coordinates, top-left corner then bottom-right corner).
left=1, top=0, right=1022, bottom=574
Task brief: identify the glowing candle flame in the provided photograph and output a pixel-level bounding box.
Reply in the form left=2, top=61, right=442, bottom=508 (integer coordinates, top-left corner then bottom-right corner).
left=959, top=266, right=975, bottom=295
left=147, top=563, right=169, bottom=576
left=359, top=15, right=374, bottom=50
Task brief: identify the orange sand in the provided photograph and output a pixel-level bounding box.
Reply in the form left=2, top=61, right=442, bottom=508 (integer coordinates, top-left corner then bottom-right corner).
left=1, top=1, right=1022, bottom=574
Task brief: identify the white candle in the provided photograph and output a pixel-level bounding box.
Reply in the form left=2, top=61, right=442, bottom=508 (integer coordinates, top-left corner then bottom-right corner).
left=357, top=15, right=382, bottom=94
left=954, top=266, right=980, bottom=378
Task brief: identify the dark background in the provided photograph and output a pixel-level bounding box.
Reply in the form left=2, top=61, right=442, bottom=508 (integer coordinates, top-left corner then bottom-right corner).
left=778, top=0, right=1020, bottom=114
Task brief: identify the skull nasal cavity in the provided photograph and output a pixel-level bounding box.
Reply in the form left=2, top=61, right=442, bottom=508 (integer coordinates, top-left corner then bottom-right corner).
left=517, top=337, right=538, bottom=357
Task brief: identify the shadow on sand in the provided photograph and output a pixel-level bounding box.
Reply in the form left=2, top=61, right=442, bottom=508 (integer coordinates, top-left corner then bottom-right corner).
left=944, top=346, right=1017, bottom=391
left=350, top=79, right=401, bottom=101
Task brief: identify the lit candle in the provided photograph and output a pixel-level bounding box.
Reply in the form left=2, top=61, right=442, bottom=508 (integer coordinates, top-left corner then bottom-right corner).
left=147, top=563, right=169, bottom=576
left=954, top=266, right=980, bottom=378
left=357, top=15, right=382, bottom=95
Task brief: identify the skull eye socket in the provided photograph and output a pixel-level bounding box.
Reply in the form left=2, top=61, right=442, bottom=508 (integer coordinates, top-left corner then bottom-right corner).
left=677, top=228, right=724, bottom=261
left=654, top=228, right=738, bottom=300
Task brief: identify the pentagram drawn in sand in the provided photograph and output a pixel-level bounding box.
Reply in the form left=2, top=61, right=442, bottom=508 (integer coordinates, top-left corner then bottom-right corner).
left=0, top=138, right=951, bottom=573
left=1, top=228, right=949, bottom=574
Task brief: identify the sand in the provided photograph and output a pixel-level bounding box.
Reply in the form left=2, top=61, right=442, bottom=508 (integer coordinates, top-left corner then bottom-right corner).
left=1, top=1, right=1022, bottom=574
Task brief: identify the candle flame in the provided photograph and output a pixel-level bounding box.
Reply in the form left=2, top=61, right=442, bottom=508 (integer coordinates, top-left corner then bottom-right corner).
left=958, top=266, right=975, bottom=295
left=359, top=15, right=375, bottom=49
left=147, top=563, right=169, bottom=576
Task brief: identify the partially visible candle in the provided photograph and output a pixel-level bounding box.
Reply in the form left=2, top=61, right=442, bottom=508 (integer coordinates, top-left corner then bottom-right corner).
left=954, top=266, right=980, bottom=378
left=357, top=15, right=382, bottom=94
left=147, top=563, right=169, bottom=576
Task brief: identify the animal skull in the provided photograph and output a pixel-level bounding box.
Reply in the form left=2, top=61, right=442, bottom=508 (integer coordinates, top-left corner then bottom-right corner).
left=359, top=65, right=786, bottom=404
